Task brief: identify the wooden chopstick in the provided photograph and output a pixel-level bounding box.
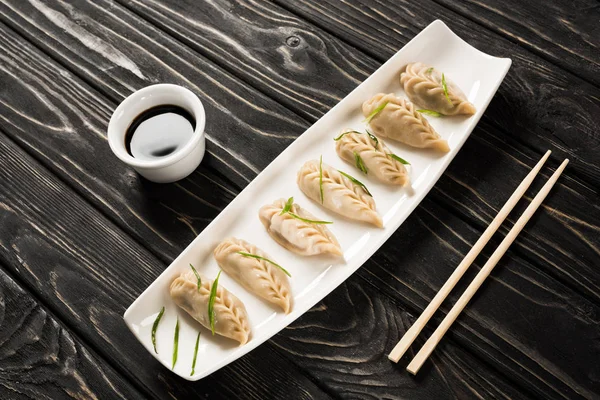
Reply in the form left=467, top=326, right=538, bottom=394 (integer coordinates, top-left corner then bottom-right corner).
left=406, top=158, right=569, bottom=375
left=388, top=150, right=552, bottom=363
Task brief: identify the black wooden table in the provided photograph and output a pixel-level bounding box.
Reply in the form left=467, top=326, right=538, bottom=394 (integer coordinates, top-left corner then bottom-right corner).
left=0, top=1, right=598, bottom=399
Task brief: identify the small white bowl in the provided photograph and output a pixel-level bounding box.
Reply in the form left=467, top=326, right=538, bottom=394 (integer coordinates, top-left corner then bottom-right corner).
left=107, top=84, right=206, bottom=183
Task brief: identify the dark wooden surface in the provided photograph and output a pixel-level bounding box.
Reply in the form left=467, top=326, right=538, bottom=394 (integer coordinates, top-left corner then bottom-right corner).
left=0, top=0, right=598, bottom=399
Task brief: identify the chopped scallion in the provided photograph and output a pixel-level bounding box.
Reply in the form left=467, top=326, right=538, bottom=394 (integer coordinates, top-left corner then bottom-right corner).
left=338, top=170, right=372, bottom=196
left=237, top=252, right=291, bottom=277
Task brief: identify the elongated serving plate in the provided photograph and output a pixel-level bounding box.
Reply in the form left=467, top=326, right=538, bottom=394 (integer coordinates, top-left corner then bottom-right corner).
left=124, top=20, right=511, bottom=380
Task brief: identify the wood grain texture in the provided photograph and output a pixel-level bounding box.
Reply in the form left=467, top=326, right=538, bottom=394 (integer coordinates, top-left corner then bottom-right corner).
left=0, top=18, right=244, bottom=260
left=0, top=131, right=538, bottom=399
left=272, top=278, right=533, bottom=400
left=0, top=0, right=308, bottom=189
left=430, top=124, right=600, bottom=305
left=106, top=0, right=600, bottom=302
left=430, top=0, right=600, bottom=87
left=0, top=133, right=332, bottom=400
left=359, top=194, right=600, bottom=399
left=0, top=0, right=598, bottom=398
left=0, top=264, right=144, bottom=400
left=1, top=3, right=598, bottom=300
left=117, top=0, right=374, bottom=121
left=263, top=0, right=600, bottom=188
left=0, top=0, right=595, bottom=308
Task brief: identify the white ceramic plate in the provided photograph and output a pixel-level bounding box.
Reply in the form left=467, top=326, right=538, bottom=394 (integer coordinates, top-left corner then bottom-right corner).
left=124, top=20, right=511, bottom=380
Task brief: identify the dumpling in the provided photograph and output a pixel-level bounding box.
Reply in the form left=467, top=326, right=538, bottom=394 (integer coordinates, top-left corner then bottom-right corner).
left=170, top=270, right=251, bottom=345
left=335, top=129, right=410, bottom=186
left=259, top=198, right=342, bottom=257
left=400, top=62, right=476, bottom=116
left=214, top=238, right=293, bottom=313
left=297, top=159, right=383, bottom=227
left=362, top=93, right=449, bottom=152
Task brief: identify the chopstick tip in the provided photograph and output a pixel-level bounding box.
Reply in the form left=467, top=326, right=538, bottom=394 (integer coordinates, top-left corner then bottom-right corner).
left=557, top=158, right=570, bottom=171
left=541, top=150, right=551, bottom=161
left=406, top=364, right=419, bottom=375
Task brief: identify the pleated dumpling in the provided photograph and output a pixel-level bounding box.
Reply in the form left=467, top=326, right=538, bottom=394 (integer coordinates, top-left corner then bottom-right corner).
left=362, top=93, right=450, bottom=152
left=214, top=238, right=293, bottom=313
left=335, top=129, right=410, bottom=186
left=297, top=159, right=383, bottom=227
left=170, top=270, right=251, bottom=345
left=400, top=63, right=476, bottom=116
left=259, top=198, right=342, bottom=257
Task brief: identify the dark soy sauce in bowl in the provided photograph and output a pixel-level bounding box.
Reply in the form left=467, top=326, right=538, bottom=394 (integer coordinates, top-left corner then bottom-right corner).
left=125, top=105, right=196, bottom=161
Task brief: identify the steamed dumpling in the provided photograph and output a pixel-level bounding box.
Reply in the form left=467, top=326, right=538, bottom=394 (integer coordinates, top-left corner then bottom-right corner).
left=259, top=198, right=342, bottom=257
left=400, top=63, right=476, bottom=116
left=214, top=238, right=293, bottom=313
left=170, top=270, right=251, bottom=345
left=297, top=159, right=383, bottom=227
left=335, top=129, right=410, bottom=186
left=362, top=93, right=449, bottom=152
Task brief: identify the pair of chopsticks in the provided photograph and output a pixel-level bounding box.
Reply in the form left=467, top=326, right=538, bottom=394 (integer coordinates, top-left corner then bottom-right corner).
left=389, top=150, right=568, bottom=374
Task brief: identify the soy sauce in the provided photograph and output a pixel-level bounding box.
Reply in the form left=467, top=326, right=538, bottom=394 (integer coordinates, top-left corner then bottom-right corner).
left=125, top=105, right=196, bottom=161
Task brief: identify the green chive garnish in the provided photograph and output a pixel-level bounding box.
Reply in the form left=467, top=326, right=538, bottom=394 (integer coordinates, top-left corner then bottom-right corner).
left=442, top=73, right=452, bottom=105
left=354, top=152, right=368, bottom=174
left=151, top=306, right=165, bottom=354
left=334, top=130, right=379, bottom=148
left=172, top=317, right=179, bottom=369
left=338, top=170, right=372, bottom=196
left=366, top=130, right=379, bottom=147
left=333, top=130, right=356, bottom=141
left=190, top=331, right=201, bottom=376
left=417, top=109, right=442, bottom=117
left=208, top=271, right=221, bottom=335
left=279, top=197, right=332, bottom=225
left=426, top=67, right=434, bottom=74
left=319, top=155, right=324, bottom=204
left=364, top=101, right=389, bottom=124
left=288, top=212, right=332, bottom=225
left=237, top=252, right=291, bottom=277
left=388, top=153, right=410, bottom=165
left=189, top=264, right=201, bottom=291
left=280, top=196, right=294, bottom=215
